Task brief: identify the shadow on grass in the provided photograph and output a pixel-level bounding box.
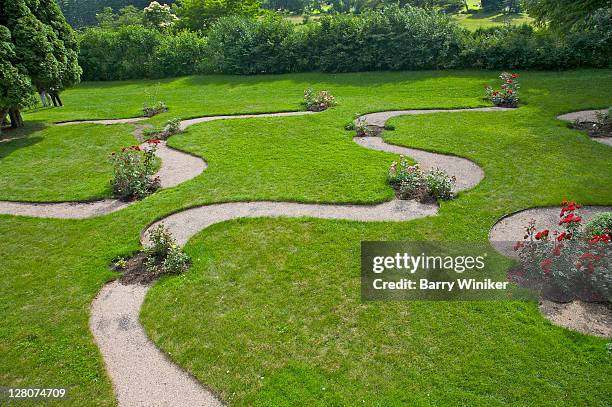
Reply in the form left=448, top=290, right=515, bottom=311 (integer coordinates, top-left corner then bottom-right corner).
left=0, top=121, right=47, bottom=158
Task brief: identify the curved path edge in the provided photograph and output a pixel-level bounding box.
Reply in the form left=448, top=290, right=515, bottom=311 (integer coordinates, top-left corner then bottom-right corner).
left=0, top=107, right=509, bottom=219
left=92, top=107, right=515, bottom=406
left=557, top=109, right=612, bottom=147
left=489, top=205, right=612, bottom=338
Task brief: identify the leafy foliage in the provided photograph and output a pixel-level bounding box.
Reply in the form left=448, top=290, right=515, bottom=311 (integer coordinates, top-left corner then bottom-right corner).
left=177, top=0, right=263, bottom=31
left=523, top=0, right=609, bottom=31
left=109, top=142, right=160, bottom=201
left=0, top=0, right=81, bottom=131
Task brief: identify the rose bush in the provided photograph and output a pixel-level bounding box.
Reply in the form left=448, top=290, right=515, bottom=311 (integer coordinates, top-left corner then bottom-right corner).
left=303, top=88, right=337, bottom=112
left=484, top=72, right=520, bottom=107
left=110, top=140, right=160, bottom=201
left=513, top=202, right=611, bottom=303
left=388, top=156, right=456, bottom=202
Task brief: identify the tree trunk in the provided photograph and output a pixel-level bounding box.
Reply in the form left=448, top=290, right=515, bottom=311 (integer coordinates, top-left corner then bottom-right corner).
left=8, top=108, right=23, bottom=128
left=0, top=108, right=7, bottom=137
left=464, top=0, right=469, bottom=13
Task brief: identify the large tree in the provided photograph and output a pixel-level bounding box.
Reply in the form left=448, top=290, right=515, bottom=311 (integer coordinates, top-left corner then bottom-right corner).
left=523, top=0, right=609, bottom=31
left=0, top=0, right=81, bottom=131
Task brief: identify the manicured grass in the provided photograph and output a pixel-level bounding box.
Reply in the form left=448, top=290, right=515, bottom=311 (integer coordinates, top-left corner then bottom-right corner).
left=0, top=123, right=136, bottom=201
left=2, top=70, right=611, bottom=406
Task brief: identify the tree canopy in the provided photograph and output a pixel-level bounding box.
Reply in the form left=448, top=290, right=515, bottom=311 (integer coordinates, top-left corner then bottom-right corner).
left=0, top=0, right=81, bottom=129
left=523, top=0, right=610, bottom=31
left=177, top=0, right=263, bottom=31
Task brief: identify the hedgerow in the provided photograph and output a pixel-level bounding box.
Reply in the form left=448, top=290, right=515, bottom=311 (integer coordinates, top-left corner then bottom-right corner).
left=78, top=6, right=612, bottom=80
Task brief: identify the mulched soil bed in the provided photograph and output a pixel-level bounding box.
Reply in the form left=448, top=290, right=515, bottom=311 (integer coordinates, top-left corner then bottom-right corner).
left=571, top=121, right=612, bottom=138
left=114, top=252, right=164, bottom=285
left=539, top=299, right=612, bottom=337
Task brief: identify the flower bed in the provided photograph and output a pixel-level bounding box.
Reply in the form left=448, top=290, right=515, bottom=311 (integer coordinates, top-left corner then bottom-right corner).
left=571, top=108, right=611, bottom=138
left=110, top=140, right=160, bottom=201
left=303, top=88, right=337, bottom=112
left=485, top=72, right=520, bottom=108
left=388, top=156, right=455, bottom=202
left=512, top=202, right=611, bottom=303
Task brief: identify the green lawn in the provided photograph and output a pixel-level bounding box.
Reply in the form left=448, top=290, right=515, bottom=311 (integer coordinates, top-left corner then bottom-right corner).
left=453, top=11, right=533, bottom=30
left=1, top=70, right=611, bottom=406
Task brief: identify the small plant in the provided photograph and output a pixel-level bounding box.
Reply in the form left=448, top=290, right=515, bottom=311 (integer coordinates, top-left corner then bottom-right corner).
left=113, top=257, right=128, bottom=270
left=303, top=88, right=337, bottom=112
left=110, top=141, right=160, bottom=201
left=142, top=83, right=168, bottom=117
left=162, top=244, right=191, bottom=274
left=145, top=224, right=191, bottom=275
left=146, top=224, right=176, bottom=260
left=484, top=72, right=520, bottom=108
left=512, top=202, right=611, bottom=303
left=594, top=108, right=611, bottom=129
left=143, top=101, right=168, bottom=117
left=584, top=212, right=612, bottom=238
left=354, top=117, right=380, bottom=137
left=426, top=168, right=456, bottom=200
left=143, top=117, right=182, bottom=140
left=388, top=157, right=456, bottom=202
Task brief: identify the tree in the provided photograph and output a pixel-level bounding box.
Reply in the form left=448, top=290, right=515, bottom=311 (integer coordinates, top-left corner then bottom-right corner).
left=143, top=2, right=179, bottom=29
left=177, top=0, right=263, bottom=31
left=523, top=0, right=609, bottom=31
left=0, top=0, right=81, bottom=131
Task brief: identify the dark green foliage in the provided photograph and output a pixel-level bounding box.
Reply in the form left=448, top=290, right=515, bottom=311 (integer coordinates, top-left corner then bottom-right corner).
left=1, top=0, right=80, bottom=131
left=462, top=20, right=612, bottom=70
left=523, top=0, right=609, bottom=31
left=57, top=0, right=176, bottom=28
left=77, top=5, right=612, bottom=80
left=204, top=15, right=293, bottom=74
left=79, top=26, right=207, bottom=80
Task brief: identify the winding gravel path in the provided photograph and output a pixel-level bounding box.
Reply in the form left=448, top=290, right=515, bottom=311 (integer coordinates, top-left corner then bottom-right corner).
left=89, top=107, right=513, bottom=406
left=0, top=112, right=317, bottom=219
left=7, top=106, right=608, bottom=404
left=557, top=109, right=612, bottom=146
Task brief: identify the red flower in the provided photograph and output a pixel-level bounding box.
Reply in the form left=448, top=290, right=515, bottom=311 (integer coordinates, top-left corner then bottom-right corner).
left=540, top=258, right=553, bottom=274
left=553, top=244, right=562, bottom=256
left=511, top=73, right=518, bottom=78
left=514, top=241, right=524, bottom=251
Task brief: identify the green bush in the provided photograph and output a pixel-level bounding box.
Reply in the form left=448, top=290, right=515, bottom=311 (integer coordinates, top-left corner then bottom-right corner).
left=78, top=6, right=611, bottom=80
left=204, top=15, right=294, bottom=74
left=584, top=212, right=612, bottom=237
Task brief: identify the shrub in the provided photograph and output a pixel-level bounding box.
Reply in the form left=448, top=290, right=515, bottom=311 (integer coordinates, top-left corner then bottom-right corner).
left=484, top=72, right=520, bottom=107
left=143, top=101, right=168, bottom=117
left=584, top=212, right=612, bottom=238
left=146, top=224, right=175, bottom=260
left=145, top=224, right=191, bottom=275
left=389, top=157, right=456, bottom=202
left=426, top=168, right=456, bottom=200
left=203, top=15, right=294, bottom=74
left=162, top=244, right=191, bottom=274
left=513, top=202, right=611, bottom=303
left=144, top=117, right=182, bottom=140
left=354, top=117, right=379, bottom=137
left=303, top=88, right=337, bottom=111
left=110, top=141, right=160, bottom=201
left=153, top=31, right=207, bottom=78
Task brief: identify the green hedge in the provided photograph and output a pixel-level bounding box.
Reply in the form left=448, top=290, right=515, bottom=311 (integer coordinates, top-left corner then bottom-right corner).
left=79, top=6, right=612, bottom=80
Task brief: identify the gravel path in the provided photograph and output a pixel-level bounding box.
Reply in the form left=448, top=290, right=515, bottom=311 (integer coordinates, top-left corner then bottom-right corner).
left=0, top=112, right=318, bottom=219
left=90, top=281, right=222, bottom=406
left=557, top=109, right=612, bottom=146
left=489, top=205, right=612, bottom=257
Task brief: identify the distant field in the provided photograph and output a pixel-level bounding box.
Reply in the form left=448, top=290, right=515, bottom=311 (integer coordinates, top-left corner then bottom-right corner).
left=453, top=11, right=533, bottom=30
left=283, top=6, right=533, bottom=30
